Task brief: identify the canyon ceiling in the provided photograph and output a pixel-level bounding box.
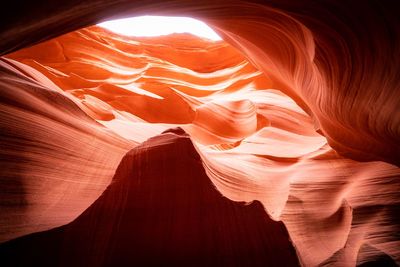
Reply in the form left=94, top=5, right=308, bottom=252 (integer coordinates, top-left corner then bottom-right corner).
left=0, top=1, right=399, bottom=266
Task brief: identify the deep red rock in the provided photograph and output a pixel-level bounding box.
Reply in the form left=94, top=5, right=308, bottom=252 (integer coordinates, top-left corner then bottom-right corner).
left=0, top=131, right=299, bottom=267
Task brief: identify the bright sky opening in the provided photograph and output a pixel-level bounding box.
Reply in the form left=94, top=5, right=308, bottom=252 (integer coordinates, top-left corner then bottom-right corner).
left=98, top=16, right=222, bottom=41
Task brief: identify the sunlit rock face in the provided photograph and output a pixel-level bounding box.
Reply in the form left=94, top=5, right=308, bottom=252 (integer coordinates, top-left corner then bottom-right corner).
left=0, top=1, right=399, bottom=267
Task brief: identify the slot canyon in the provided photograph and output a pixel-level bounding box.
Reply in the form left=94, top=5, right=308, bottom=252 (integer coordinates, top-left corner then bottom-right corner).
left=0, top=1, right=399, bottom=266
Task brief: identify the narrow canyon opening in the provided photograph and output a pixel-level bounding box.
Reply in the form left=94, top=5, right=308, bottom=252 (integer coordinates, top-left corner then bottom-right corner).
left=0, top=4, right=399, bottom=267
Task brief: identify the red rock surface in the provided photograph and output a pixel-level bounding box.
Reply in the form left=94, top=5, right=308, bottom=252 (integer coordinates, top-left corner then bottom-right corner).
left=0, top=130, right=299, bottom=266
left=0, top=1, right=399, bottom=266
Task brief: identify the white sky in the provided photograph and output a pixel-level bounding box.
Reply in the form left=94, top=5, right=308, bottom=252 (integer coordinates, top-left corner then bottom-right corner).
left=98, top=16, right=222, bottom=41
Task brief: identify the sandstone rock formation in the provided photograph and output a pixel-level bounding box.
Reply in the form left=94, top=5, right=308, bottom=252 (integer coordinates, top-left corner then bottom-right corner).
left=0, top=1, right=399, bottom=266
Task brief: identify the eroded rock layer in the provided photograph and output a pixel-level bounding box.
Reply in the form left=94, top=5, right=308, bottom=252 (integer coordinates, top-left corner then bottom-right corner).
left=0, top=131, right=300, bottom=267
left=1, top=1, right=399, bottom=266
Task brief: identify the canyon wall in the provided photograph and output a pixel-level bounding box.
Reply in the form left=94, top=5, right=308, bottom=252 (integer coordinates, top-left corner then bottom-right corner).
left=0, top=1, right=399, bottom=266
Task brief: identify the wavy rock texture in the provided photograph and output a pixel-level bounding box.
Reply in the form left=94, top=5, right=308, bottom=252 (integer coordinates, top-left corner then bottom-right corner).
left=0, top=130, right=300, bottom=266
left=1, top=1, right=399, bottom=267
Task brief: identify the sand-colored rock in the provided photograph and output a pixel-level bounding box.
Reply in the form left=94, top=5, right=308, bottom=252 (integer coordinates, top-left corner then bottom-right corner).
left=1, top=1, right=399, bottom=266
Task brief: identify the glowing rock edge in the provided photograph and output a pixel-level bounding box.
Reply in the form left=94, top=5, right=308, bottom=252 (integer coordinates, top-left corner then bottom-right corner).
left=0, top=1, right=399, bottom=266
